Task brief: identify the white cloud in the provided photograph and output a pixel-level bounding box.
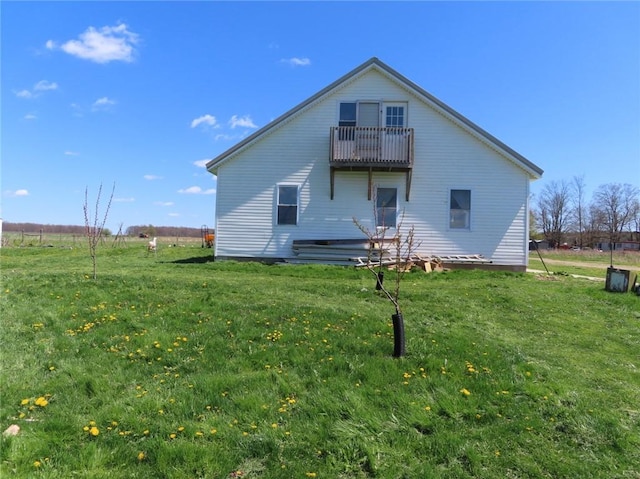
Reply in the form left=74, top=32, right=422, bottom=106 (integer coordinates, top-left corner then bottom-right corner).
left=193, top=159, right=209, bottom=168
left=15, top=80, right=59, bottom=99
left=34, top=80, right=58, bottom=91
left=229, top=114, right=257, bottom=129
left=154, top=201, right=174, bottom=206
left=168, top=212, right=180, bottom=217
left=53, top=23, right=139, bottom=64
left=191, top=114, right=218, bottom=129
left=281, top=57, right=311, bottom=67
left=8, top=189, right=30, bottom=197
left=178, top=186, right=216, bottom=195
left=64, top=150, right=79, bottom=156
left=15, top=89, right=33, bottom=99
left=24, top=114, right=37, bottom=120
left=92, top=97, right=116, bottom=110
left=113, top=197, right=135, bottom=203
left=144, top=174, right=162, bottom=180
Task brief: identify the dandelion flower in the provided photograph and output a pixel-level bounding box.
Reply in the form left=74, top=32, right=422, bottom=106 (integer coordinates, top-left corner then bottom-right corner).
left=35, top=397, right=48, bottom=407
left=460, top=388, right=471, bottom=396
left=33, top=460, right=42, bottom=468
left=20, top=399, right=30, bottom=406
left=137, top=452, right=146, bottom=461
left=89, top=426, right=99, bottom=436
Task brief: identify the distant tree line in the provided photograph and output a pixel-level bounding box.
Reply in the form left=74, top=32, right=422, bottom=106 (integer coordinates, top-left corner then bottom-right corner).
left=533, top=178, right=640, bottom=250
left=3, top=222, right=205, bottom=238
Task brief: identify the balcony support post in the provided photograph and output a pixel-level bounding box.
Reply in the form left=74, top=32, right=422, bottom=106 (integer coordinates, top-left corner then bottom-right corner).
left=367, top=168, right=373, bottom=201
left=405, top=170, right=412, bottom=201
left=330, top=167, right=335, bottom=200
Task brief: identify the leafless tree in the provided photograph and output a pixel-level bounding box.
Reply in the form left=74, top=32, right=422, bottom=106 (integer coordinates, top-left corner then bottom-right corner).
left=592, top=183, right=640, bottom=256
left=353, top=194, right=419, bottom=358
left=570, top=175, right=588, bottom=248
left=536, top=180, right=571, bottom=247
left=83, top=183, right=115, bottom=280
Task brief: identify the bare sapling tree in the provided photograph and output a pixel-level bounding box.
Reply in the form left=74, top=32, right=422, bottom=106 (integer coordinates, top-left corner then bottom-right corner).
left=353, top=197, right=419, bottom=357
left=83, top=182, right=115, bottom=280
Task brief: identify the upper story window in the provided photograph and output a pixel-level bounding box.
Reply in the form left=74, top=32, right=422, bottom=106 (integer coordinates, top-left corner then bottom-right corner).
left=277, top=184, right=299, bottom=225
left=450, top=189, right=471, bottom=229
left=376, top=187, right=397, bottom=228
left=385, top=105, right=405, bottom=128
left=339, top=103, right=357, bottom=127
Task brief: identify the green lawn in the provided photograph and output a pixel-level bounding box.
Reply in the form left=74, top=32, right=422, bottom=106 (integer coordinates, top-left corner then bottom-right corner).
left=1, top=244, right=638, bottom=478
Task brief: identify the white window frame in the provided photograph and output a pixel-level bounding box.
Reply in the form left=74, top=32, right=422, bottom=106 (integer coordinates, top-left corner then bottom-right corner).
left=383, top=102, right=407, bottom=129
left=449, top=189, right=471, bottom=230
left=276, top=184, right=299, bottom=226
left=375, top=187, right=397, bottom=228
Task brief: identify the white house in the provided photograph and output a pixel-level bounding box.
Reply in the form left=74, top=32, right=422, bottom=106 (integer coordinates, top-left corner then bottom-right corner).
left=206, top=58, right=543, bottom=271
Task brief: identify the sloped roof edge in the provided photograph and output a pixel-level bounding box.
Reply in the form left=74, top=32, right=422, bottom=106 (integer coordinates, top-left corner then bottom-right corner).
left=206, top=57, right=543, bottom=178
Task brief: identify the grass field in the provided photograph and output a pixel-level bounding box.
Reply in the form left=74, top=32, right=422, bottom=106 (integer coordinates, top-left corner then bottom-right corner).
left=1, top=243, right=639, bottom=478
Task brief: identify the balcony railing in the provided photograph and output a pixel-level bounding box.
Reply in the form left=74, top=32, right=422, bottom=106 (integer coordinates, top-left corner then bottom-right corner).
left=329, top=126, right=415, bottom=201
left=330, top=126, right=414, bottom=168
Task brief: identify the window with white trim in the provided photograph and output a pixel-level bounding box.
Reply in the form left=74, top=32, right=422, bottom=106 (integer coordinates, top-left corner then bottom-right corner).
left=385, top=105, right=405, bottom=128
left=450, top=189, right=471, bottom=229
left=277, top=185, right=299, bottom=225
left=376, top=187, right=397, bottom=228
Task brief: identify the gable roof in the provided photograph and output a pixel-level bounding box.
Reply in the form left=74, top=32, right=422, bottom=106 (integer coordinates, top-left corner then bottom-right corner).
left=207, top=57, right=543, bottom=178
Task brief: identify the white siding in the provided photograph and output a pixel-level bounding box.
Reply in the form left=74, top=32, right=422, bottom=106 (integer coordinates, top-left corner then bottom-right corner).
left=215, top=68, right=533, bottom=267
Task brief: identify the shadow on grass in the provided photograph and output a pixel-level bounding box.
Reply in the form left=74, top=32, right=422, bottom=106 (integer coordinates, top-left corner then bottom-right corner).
left=168, top=255, right=216, bottom=264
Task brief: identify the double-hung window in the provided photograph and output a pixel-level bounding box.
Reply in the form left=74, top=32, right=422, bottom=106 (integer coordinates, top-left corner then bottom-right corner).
left=277, top=185, right=299, bottom=225
left=450, top=189, right=471, bottom=229
left=376, top=187, right=397, bottom=228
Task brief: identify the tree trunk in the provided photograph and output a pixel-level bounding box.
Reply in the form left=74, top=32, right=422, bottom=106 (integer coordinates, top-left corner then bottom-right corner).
left=392, top=313, right=405, bottom=358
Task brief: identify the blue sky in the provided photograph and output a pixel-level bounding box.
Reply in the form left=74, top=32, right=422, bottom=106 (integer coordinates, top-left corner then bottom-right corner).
left=2, top=1, right=639, bottom=232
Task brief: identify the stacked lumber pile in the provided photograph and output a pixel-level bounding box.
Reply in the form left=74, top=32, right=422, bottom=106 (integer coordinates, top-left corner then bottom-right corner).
left=290, top=239, right=388, bottom=264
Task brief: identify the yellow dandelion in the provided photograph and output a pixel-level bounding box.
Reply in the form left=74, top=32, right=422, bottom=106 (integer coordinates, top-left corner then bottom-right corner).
left=169, top=433, right=176, bottom=439
left=89, top=426, right=99, bottom=436
left=460, top=388, right=471, bottom=396
left=34, top=397, right=48, bottom=407
left=210, top=428, right=217, bottom=435
left=137, top=452, right=146, bottom=461
left=20, top=399, right=30, bottom=406
left=34, top=460, right=42, bottom=468
left=424, top=406, right=431, bottom=411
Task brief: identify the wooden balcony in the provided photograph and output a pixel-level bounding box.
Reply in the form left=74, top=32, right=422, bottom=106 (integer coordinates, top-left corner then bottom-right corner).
left=329, top=126, right=414, bottom=200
